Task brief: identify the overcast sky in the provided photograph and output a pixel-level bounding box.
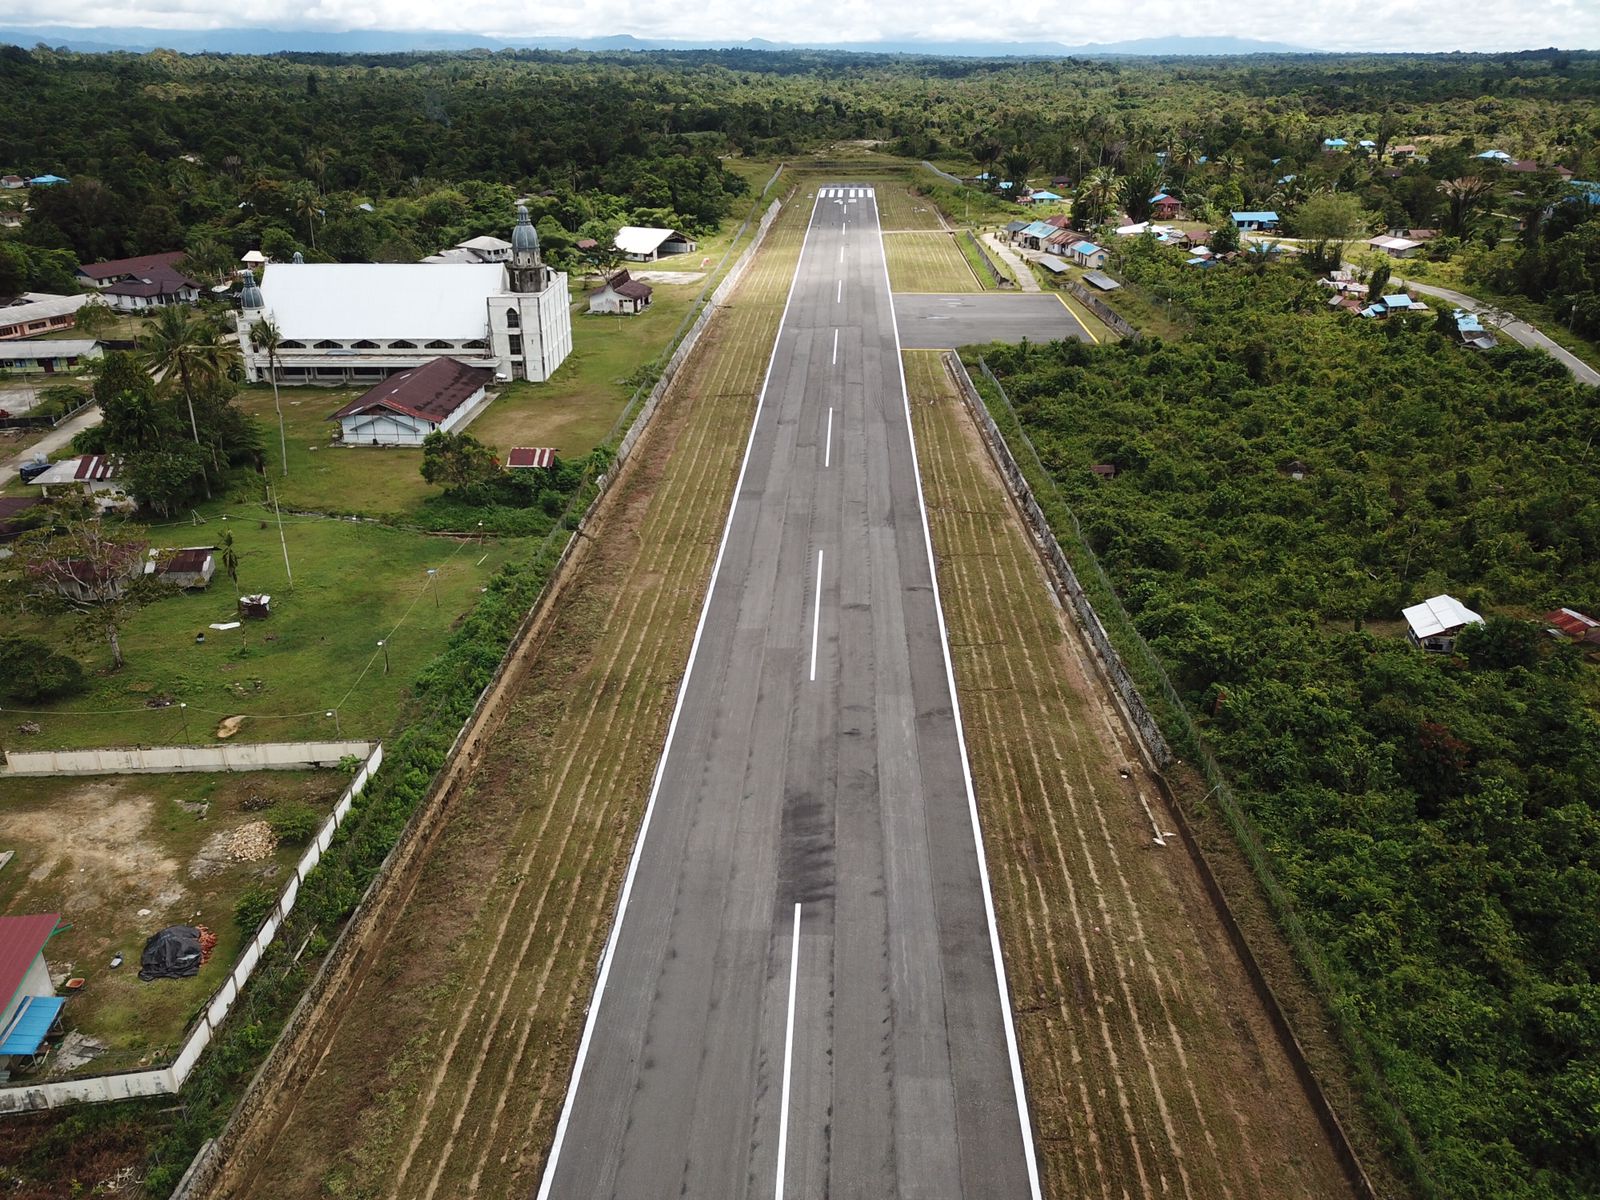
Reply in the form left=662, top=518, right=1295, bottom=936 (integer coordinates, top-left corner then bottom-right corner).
left=4, top=0, right=1598, bottom=52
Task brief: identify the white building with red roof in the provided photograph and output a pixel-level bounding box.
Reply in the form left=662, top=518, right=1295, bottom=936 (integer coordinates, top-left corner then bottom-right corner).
left=0, top=912, right=65, bottom=1069
left=329, top=357, right=496, bottom=447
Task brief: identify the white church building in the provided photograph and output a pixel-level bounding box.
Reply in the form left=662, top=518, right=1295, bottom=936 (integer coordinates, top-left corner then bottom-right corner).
left=238, top=206, right=571, bottom=386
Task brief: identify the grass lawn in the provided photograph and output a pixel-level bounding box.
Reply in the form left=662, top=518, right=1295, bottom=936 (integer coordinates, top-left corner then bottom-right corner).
left=0, top=769, right=348, bottom=1076
left=873, top=183, right=947, bottom=231
left=471, top=279, right=702, bottom=459
left=884, top=231, right=983, bottom=293
left=3, top=511, right=526, bottom=749
left=956, top=228, right=1012, bottom=288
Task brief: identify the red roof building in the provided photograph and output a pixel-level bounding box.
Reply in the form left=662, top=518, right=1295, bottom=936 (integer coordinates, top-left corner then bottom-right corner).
left=330, top=356, right=496, bottom=447
left=506, top=447, right=557, bottom=469
left=1545, top=608, right=1600, bottom=645
left=77, top=252, right=202, bottom=312
left=1, top=912, right=63, bottom=1060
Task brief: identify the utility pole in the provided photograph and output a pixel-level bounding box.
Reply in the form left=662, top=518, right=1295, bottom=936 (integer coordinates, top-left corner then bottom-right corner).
left=426, top=567, right=439, bottom=608
left=378, top=639, right=389, bottom=675
left=269, top=485, right=294, bottom=591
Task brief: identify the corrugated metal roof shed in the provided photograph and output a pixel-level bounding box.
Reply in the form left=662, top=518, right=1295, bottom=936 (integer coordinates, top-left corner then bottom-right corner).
left=1402, top=595, right=1484, bottom=640
left=1036, top=254, right=1069, bottom=274
left=507, top=447, right=556, bottom=469
left=0, top=913, right=61, bottom=1020
left=1083, top=271, right=1121, bottom=291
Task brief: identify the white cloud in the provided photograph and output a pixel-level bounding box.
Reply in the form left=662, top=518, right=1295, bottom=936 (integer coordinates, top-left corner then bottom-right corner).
left=3, top=0, right=1598, bottom=50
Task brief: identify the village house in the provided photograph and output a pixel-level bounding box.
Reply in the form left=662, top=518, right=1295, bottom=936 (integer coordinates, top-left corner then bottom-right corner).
left=0, top=293, right=100, bottom=340
left=588, top=270, right=653, bottom=315
left=1014, top=220, right=1058, bottom=251
left=0, top=339, right=102, bottom=375
left=1544, top=608, right=1600, bottom=646
left=1067, top=240, right=1109, bottom=269
left=0, top=913, right=66, bottom=1074
left=30, top=542, right=147, bottom=602
left=613, top=226, right=697, bottom=262
left=1402, top=594, right=1484, bottom=653
left=422, top=234, right=514, bottom=265
left=329, top=356, right=496, bottom=447
left=76, top=252, right=202, bottom=312
left=0, top=175, right=25, bottom=190
left=1231, top=211, right=1280, bottom=232
left=27, top=455, right=131, bottom=510
left=1367, top=234, right=1423, bottom=259
left=1390, top=145, right=1418, bottom=160
left=1149, top=193, right=1183, bottom=220
left=239, top=205, right=571, bottom=385
left=147, top=546, right=216, bottom=589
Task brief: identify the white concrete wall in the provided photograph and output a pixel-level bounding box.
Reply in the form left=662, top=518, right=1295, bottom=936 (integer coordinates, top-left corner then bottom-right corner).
left=0, top=743, right=383, bottom=1113
left=0, top=740, right=376, bottom=777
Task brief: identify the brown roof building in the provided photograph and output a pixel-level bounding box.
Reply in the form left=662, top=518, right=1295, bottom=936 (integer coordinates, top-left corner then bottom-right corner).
left=330, top=356, right=496, bottom=447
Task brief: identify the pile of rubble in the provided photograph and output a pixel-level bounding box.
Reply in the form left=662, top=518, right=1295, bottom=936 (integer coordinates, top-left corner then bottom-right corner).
left=225, top=820, right=277, bottom=862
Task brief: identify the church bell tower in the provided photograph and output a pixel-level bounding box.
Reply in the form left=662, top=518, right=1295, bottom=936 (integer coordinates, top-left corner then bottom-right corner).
left=508, top=204, right=551, bottom=294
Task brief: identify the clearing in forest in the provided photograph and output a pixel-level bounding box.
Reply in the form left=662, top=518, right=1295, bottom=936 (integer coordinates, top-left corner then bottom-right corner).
left=904, top=349, right=1357, bottom=1200
left=209, top=196, right=813, bottom=1200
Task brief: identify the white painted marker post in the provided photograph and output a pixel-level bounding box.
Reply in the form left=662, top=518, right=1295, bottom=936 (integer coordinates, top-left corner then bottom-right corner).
left=809, top=550, right=823, bottom=682
left=824, top=407, right=833, bottom=469
left=775, top=902, right=802, bottom=1200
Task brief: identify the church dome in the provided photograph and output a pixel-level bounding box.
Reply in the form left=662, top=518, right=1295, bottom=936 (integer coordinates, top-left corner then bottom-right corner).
left=511, top=204, right=539, bottom=253
left=239, top=269, right=264, bottom=309
left=291, top=251, right=305, bottom=263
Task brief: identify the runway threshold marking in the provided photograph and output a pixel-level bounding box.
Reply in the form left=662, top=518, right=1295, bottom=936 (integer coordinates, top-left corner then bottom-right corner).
left=869, top=190, right=1046, bottom=1200
left=825, top=406, right=833, bottom=468
left=533, top=189, right=825, bottom=1200
left=774, top=902, right=802, bottom=1200
left=809, top=549, right=823, bottom=681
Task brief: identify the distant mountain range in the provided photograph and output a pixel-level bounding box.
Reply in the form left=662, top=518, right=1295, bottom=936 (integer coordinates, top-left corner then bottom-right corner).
left=0, top=27, right=1316, bottom=57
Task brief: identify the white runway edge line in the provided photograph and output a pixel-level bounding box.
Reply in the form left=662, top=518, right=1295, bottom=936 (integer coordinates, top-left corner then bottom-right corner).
left=774, top=902, right=803, bottom=1200
left=809, top=549, right=824, bottom=682
left=534, top=190, right=825, bottom=1200
left=869, top=191, right=1046, bottom=1200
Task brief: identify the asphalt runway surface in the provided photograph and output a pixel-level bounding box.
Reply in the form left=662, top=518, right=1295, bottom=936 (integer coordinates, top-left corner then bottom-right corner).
left=538, top=186, right=1040, bottom=1200
left=892, top=291, right=1092, bottom=348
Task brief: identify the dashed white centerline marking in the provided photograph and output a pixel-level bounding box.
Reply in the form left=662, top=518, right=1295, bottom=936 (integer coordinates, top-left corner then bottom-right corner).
left=832, top=328, right=839, bottom=365
left=837, top=279, right=842, bottom=303
left=825, top=407, right=833, bottom=469
left=774, top=902, right=802, bottom=1200
left=809, top=549, right=823, bottom=682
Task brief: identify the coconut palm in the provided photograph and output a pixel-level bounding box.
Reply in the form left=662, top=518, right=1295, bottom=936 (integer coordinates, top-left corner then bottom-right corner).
left=1076, top=167, right=1123, bottom=228
left=249, top=318, right=289, bottom=477
left=294, top=188, right=322, bottom=250
left=141, top=309, right=241, bottom=492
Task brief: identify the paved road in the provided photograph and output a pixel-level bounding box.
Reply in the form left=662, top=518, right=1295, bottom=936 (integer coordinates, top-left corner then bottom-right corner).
left=0, top=404, right=101, bottom=489
left=892, top=292, right=1089, bottom=349
left=1395, top=277, right=1600, bottom=386
left=539, top=185, right=1039, bottom=1200
left=979, top=231, right=1039, bottom=292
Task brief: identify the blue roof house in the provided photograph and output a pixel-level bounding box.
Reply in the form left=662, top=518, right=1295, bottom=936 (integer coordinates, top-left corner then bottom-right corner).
left=1476, top=150, right=1513, bottom=162
left=1231, top=210, right=1280, bottom=231
left=1027, top=189, right=1063, bottom=203
left=1323, top=138, right=1349, bottom=150
left=1068, top=240, right=1109, bottom=269
left=28, top=174, right=69, bottom=186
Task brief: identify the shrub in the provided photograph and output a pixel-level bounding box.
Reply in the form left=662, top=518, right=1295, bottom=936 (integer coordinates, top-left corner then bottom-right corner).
left=268, top=801, right=322, bottom=845
left=233, top=886, right=276, bottom=934
left=0, top=635, right=89, bottom=702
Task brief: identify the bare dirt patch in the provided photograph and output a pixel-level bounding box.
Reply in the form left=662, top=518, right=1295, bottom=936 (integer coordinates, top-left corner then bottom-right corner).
left=0, top=770, right=346, bottom=1077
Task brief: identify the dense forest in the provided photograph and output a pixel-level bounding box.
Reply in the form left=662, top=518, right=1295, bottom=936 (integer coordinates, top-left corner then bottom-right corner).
left=983, top=242, right=1600, bottom=1199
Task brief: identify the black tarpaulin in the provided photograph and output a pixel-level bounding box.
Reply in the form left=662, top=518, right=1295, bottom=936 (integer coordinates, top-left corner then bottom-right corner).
left=139, top=925, right=203, bottom=981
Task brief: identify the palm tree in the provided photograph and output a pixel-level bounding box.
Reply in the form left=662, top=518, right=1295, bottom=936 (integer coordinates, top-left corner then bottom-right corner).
left=1002, top=150, right=1034, bottom=193
left=1439, top=176, right=1495, bottom=238
left=1076, top=167, right=1123, bottom=228
left=141, top=305, right=208, bottom=449
left=249, top=318, right=289, bottom=477
left=294, top=188, right=321, bottom=250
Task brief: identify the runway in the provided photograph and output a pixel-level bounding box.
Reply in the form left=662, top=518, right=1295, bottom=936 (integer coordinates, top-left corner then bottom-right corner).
left=537, top=184, right=1039, bottom=1200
